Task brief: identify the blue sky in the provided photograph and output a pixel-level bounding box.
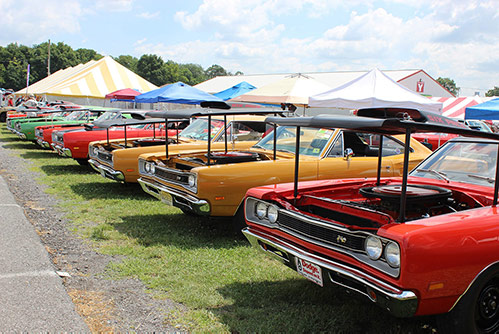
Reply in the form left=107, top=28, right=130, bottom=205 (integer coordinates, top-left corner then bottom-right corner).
left=1, top=0, right=498, bottom=96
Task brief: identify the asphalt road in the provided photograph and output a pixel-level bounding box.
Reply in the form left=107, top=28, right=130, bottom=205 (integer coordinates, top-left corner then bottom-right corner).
left=0, top=175, right=89, bottom=332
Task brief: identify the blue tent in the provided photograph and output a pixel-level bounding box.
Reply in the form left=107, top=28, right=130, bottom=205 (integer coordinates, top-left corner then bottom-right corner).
left=465, top=98, right=499, bottom=120
left=135, top=81, right=223, bottom=104
left=213, top=81, right=256, bottom=101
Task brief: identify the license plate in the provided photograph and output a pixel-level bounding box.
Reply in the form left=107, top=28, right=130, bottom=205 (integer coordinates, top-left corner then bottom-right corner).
left=295, top=257, right=323, bottom=287
left=160, top=191, right=173, bottom=206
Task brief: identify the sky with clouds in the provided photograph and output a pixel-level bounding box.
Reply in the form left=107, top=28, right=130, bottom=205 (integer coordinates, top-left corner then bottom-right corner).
left=0, top=0, right=498, bottom=96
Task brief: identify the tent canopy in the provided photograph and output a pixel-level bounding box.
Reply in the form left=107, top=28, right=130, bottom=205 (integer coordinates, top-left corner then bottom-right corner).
left=105, top=88, right=141, bottom=101
left=309, top=68, right=442, bottom=113
left=17, top=56, right=157, bottom=99
left=465, top=98, right=499, bottom=120
left=135, top=81, right=223, bottom=104
left=429, top=96, right=492, bottom=119
left=213, top=81, right=256, bottom=100
left=230, top=74, right=331, bottom=106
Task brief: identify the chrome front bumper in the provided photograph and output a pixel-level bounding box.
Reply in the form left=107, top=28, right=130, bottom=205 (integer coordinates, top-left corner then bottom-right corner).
left=52, top=144, right=72, bottom=157
left=242, top=227, right=418, bottom=318
left=36, top=138, right=51, bottom=148
left=138, top=177, right=210, bottom=215
left=88, top=159, right=125, bottom=182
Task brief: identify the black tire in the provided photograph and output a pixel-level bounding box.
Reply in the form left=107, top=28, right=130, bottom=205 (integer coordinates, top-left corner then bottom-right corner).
left=231, top=204, right=247, bottom=235
left=76, top=158, right=88, bottom=166
left=437, top=265, right=499, bottom=334
left=180, top=207, right=197, bottom=216
left=0, top=112, right=6, bottom=123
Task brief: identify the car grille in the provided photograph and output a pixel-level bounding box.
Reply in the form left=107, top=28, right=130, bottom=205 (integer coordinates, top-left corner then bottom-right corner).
left=153, top=167, right=189, bottom=185
left=277, top=211, right=366, bottom=252
left=97, top=151, right=112, bottom=163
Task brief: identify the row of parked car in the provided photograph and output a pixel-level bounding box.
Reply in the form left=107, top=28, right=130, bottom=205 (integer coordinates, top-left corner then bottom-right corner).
left=5, top=101, right=499, bottom=333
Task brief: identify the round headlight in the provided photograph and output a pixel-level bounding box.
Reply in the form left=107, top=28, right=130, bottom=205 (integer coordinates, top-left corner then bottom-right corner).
left=149, top=163, right=155, bottom=174
left=365, top=236, right=383, bottom=260
left=255, top=202, right=267, bottom=219
left=267, top=205, right=278, bottom=223
left=385, top=242, right=400, bottom=268
left=144, top=162, right=151, bottom=173
left=188, top=175, right=196, bottom=188
left=93, top=147, right=99, bottom=156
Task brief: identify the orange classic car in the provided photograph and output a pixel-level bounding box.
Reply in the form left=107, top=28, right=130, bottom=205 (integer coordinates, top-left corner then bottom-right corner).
left=88, top=106, right=283, bottom=183
left=137, top=113, right=432, bottom=220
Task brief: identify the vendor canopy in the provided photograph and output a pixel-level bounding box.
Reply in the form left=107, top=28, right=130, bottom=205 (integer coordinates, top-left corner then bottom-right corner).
left=465, top=98, right=499, bottom=120
left=230, top=73, right=331, bottom=106
left=429, top=96, right=492, bottom=120
left=135, top=81, right=223, bottom=104
left=17, top=56, right=157, bottom=98
left=213, top=81, right=256, bottom=100
left=105, top=88, right=141, bottom=101
left=309, top=68, right=442, bottom=113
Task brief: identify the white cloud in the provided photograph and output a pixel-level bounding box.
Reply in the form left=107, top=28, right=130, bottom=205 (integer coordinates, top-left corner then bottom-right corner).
left=138, top=11, right=159, bottom=19
left=0, top=0, right=83, bottom=45
left=93, top=0, right=133, bottom=12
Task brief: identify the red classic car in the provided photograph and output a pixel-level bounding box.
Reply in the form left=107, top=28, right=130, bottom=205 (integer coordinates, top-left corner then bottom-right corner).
left=242, top=110, right=499, bottom=333
left=51, top=109, right=185, bottom=165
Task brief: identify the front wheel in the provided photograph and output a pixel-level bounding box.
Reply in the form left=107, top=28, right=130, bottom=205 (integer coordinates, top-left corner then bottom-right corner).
left=75, top=158, right=88, bottom=166
left=438, top=265, right=499, bottom=333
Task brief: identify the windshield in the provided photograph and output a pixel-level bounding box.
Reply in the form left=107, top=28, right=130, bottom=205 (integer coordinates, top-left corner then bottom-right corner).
left=95, top=111, right=123, bottom=122
left=64, top=110, right=89, bottom=121
left=254, top=126, right=334, bottom=157
left=179, top=118, right=225, bottom=141
left=411, top=141, right=497, bottom=187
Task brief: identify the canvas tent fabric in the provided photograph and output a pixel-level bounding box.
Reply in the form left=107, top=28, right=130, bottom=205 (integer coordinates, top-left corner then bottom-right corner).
left=16, top=56, right=157, bottom=99
left=230, top=74, right=332, bottom=106
left=213, top=81, right=256, bottom=100
left=465, top=98, right=499, bottom=120
left=429, top=96, right=493, bottom=119
left=135, top=81, right=223, bottom=104
left=105, top=88, right=141, bottom=101
left=308, top=68, right=442, bottom=113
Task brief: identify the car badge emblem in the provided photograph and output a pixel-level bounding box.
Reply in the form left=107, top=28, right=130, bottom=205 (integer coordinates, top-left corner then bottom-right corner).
left=337, top=235, right=347, bottom=244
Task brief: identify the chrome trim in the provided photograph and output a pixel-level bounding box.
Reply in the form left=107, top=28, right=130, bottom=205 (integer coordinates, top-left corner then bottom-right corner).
left=448, top=260, right=499, bottom=312
left=88, top=159, right=125, bottom=182
left=243, top=227, right=417, bottom=318
left=245, top=197, right=400, bottom=277
left=138, top=177, right=210, bottom=215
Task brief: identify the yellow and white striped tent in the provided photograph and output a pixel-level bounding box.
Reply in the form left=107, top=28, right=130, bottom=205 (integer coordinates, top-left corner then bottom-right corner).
left=17, top=56, right=157, bottom=104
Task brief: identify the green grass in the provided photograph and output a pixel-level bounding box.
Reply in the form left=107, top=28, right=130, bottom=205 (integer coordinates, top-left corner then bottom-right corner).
left=0, top=125, right=437, bottom=333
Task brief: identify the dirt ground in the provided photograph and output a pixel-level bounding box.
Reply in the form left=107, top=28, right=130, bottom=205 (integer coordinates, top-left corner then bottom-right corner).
left=0, top=135, right=183, bottom=332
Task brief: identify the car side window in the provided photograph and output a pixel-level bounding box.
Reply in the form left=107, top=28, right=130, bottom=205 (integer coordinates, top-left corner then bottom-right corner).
left=340, top=132, right=405, bottom=157
left=327, top=132, right=344, bottom=157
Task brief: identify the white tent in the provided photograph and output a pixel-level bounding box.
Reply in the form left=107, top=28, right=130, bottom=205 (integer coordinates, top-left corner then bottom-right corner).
left=309, top=68, right=442, bottom=113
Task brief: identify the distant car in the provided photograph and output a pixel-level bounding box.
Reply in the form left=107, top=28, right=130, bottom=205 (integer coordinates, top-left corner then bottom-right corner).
left=137, top=111, right=431, bottom=219
left=465, top=120, right=493, bottom=133
left=411, top=132, right=458, bottom=150
left=242, top=111, right=499, bottom=333
left=88, top=107, right=279, bottom=183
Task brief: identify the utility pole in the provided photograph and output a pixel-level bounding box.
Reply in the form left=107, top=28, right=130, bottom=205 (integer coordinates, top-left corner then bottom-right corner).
left=47, top=39, right=51, bottom=76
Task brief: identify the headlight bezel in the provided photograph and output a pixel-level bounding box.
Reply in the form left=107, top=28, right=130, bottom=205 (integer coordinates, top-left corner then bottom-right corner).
left=365, top=236, right=383, bottom=260
left=253, top=200, right=279, bottom=225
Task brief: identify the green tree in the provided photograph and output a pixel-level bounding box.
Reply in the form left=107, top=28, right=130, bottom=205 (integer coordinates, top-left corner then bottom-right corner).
left=205, top=64, right=228, bottom=79
left=114, top=55, right=139, bottom=72
left=437, top=77, right=460, bottom=96
left=486, top=86, right=499, bottom=97
left=182, top=63, right=207, bottom=85
left=136, top=54, right=167, bottom=86
left=75, top=48, right=102, bottom=63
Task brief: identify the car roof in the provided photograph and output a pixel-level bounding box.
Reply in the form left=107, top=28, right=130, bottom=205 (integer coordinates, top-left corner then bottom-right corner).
left=265, top=109, right=499, bottom=141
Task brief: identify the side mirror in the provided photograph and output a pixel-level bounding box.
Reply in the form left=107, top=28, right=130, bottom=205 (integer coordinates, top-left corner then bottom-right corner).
left=344, top=148, right=354, bottom=160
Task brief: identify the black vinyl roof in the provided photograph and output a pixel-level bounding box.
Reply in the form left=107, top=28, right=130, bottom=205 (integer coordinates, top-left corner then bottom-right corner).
left=265, top=110, right=499, bottom=141
left=93, top=117, right=178, bottom=128
left=144, top=107, right=284, bottom=119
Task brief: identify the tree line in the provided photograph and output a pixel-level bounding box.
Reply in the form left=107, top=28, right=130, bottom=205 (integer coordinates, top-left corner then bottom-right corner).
left=0, top=41, right=240, bottom=92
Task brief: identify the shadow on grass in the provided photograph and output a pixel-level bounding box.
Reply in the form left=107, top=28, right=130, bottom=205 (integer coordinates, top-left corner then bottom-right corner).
left=213, top=279, right=436, bottom=333
left=70, top=181, right=150, bottom=199
left=40, top=163, right=96, bottom=175
left=0, top=136, right=21, bottom=143
left=21, top=150, right=62, bottom=160
left=114, top=213, right=246, bottom=249
left=2, top=142, right=38, bottom=150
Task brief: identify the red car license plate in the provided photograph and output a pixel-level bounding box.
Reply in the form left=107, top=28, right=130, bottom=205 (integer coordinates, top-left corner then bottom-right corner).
left=295, top=257, right=323, bottom=287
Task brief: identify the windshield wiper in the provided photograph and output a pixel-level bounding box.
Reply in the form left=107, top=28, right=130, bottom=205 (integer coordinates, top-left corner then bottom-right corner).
left=276, top=148, right=295, bottom=154
left=467, top=174, right=495, bottom=184
left=415, top=169, right=450, bottom=182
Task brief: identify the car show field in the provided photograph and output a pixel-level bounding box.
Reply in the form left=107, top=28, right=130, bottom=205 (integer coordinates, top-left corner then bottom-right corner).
left=0, top=119, right=438, bottom=332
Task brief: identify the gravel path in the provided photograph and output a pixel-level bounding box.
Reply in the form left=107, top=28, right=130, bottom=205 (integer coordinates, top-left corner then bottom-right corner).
left=0, top=132, right=182, bottom=332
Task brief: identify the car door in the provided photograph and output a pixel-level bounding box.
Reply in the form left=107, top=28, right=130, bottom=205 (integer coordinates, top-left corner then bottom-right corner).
left=318, top=131, right=396, bottom=179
